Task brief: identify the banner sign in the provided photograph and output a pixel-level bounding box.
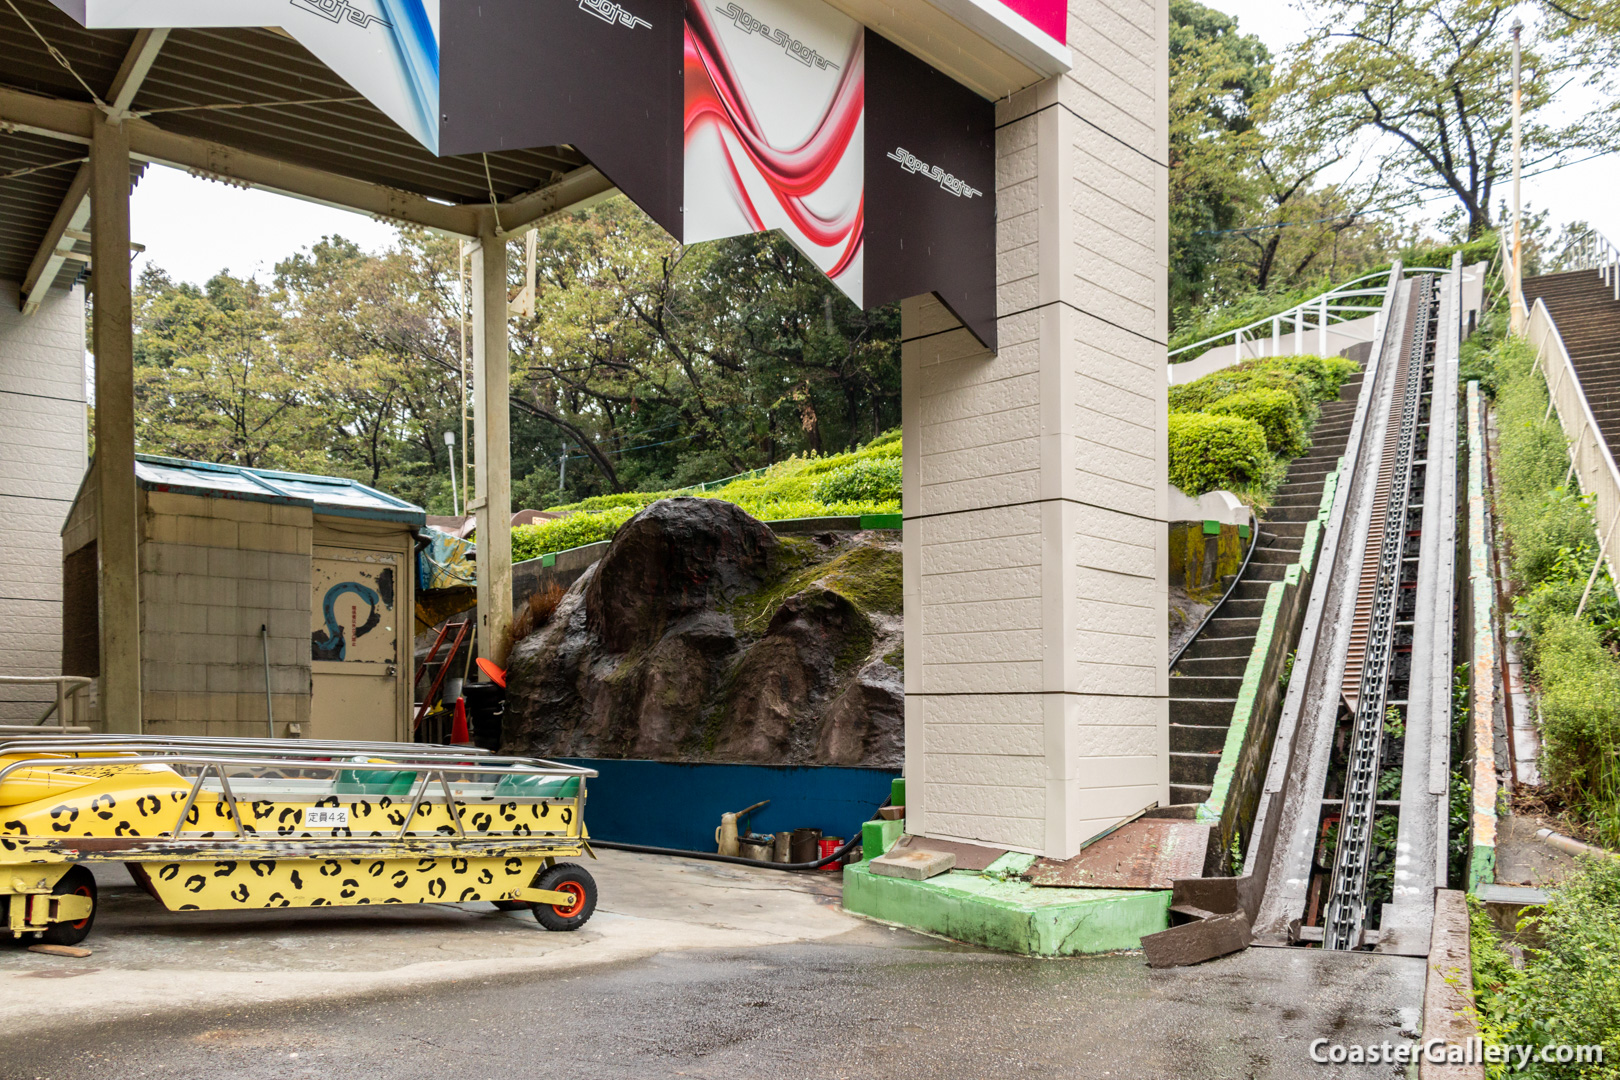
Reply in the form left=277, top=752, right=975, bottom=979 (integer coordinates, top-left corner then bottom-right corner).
left=53, top=0, right=998, bottom=347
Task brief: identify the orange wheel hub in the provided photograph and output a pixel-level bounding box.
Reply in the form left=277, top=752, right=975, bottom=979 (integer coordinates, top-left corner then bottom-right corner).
left=551, top=881, right=586, bottom=918
left=69, top=885, right=93, bottom=930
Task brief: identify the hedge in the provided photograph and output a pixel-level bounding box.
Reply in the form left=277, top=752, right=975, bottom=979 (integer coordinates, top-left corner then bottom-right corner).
left=1167, top=412, right=1270, bottom=495
left=1206, top=387, right=1309, bottom=458
left=507, top=431, right=905, bottom=560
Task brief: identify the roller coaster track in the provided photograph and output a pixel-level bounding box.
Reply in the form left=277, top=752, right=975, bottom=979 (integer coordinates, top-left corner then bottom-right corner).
left=1320, top=275, right=1439, bottom=950
left=1243, top=257, right=1465, bottom=955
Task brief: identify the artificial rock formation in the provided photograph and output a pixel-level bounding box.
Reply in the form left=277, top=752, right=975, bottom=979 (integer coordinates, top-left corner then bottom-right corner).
left=502, top=497, right=903, bottom=767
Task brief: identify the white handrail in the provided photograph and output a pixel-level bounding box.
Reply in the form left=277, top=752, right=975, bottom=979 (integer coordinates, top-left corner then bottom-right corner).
left=1168, top=265, right=1451, bottom=364
left=1574, top=226, right=1620, bottom=301
left=0, top=675, right=93, bottom=732
left=1525, top=297, right=1620, bottom=611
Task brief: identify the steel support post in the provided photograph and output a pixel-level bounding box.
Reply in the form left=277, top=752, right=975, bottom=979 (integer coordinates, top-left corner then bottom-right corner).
left=91, top=114, right=141, bottom=733
left=471, top=224, right=513, bottom=668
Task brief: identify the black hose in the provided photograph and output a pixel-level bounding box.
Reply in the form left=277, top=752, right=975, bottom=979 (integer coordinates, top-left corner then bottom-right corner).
left=590, top=831, right=864, bottom=872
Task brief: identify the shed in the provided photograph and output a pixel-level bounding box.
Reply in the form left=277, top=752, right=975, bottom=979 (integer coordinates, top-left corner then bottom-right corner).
left=62, top=455, right=425, bottom=740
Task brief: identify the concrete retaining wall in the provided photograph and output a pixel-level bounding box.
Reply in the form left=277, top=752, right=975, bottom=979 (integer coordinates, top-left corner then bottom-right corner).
left=1464, top=380, right=1498, bottom=889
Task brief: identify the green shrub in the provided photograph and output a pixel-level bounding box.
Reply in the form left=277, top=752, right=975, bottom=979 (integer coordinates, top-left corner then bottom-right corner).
left=1276, top=354, right=1362, bottom=401
left=1169, top=363, right=1313, bottom=415
left=1473, top=860, right=1620, bottom=1079
left=547, top=490, right=671, bottom=514
left=515, top=430, right=906, bottom=560
left=1168, top=411, right=1270, bottom=495
left=1206, top=387, right=1309, bottom=458
left=1532, top=613, right=1620, bottom=799
left=813, top=457, right=902, bottom=505
left=510, top=505, right=638, bottom=561
left=1168, top=354, right=1355, bottom=419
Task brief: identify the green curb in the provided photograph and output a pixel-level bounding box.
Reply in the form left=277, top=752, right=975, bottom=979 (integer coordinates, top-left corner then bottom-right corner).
left=841, top=862, right=1171, bottom=955
left=1197, top=575, right=1289, bottom=824
left=861, top=818, right=905, bottom=859
left=1469, top=843, right=1496, bottom=893
left=859, top=513, right=903, bottom=530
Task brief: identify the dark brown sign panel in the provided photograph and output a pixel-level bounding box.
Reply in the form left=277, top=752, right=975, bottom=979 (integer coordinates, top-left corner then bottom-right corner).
left=438, top=0, right=995, bottom=348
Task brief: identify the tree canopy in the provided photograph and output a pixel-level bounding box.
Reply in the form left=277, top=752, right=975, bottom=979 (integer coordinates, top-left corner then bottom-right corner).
left=130, top=204, right=899, bottom=513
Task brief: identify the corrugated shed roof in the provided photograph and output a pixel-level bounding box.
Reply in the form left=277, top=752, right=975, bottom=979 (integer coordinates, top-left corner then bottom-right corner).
left=135, top=454, right=426, bottom=525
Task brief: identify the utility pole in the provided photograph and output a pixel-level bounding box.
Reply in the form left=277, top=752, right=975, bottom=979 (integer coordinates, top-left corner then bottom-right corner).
left=1510, top=17, right=1525, bottom=335
left=558, top=442, right=568, bottom=493
left=458, top=240, right=471, bottom=512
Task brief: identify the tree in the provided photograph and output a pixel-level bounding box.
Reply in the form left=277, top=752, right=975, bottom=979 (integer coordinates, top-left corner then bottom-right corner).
left=1279, top=0, right=1618, bottom=239
left=1168, top=0, right=1271, bottom=315
left=133, top=268, right=320, bottom=470
left=130, top=198, right=903, bottom=513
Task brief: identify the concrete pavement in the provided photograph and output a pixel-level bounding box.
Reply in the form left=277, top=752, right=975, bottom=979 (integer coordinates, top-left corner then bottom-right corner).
left=0, top=851, right=1426, bottom=1079
left=0, top=850, right=854, bottom=1035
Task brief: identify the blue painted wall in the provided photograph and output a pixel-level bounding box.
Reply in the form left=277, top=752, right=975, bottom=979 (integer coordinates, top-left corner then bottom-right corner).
left=558, top=758, right=899, bottom=852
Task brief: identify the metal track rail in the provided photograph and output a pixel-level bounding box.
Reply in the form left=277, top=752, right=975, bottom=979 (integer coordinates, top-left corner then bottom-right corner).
left=1321, top=275, right=1441, bottom=950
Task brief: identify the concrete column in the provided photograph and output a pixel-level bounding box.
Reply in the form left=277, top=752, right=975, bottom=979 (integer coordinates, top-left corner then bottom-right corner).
left=902, top=0, right=1170, bottom=858
left=471, top=224, right=513, bottom=667
left=91, top=114, right=141, bottom=734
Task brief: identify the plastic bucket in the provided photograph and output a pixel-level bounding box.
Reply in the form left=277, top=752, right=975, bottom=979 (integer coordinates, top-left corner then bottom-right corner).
left=817, top=837, right=845, bottom=871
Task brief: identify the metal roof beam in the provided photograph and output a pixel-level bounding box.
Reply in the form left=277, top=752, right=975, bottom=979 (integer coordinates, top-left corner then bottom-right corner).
left=1, top=85, right=482, bottom=236
left=3, top=91, right=620, bottom=274
left=19, top=28, right=168, bottom=313
left=485, top=165, right=616, bottom=237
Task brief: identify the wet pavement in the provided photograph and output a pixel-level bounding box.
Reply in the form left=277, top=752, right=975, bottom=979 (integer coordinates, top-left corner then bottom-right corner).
left=1, top=852, right=1425, bottom=1080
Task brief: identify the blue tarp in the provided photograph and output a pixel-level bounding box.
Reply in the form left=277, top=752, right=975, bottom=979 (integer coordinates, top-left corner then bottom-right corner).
left=556, top=758, right=899, bottom=852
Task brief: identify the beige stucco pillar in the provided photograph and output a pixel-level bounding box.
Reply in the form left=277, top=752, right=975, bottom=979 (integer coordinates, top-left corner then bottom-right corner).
left=471, top=223, right=513, bottom=668
left=91, top=113, right=141, bottom=733
left=901, top=0, right=1170, bottom=858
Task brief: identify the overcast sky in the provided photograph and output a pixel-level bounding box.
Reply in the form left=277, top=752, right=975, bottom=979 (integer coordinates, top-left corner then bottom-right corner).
left=129, top=1, right=1615, bottom=288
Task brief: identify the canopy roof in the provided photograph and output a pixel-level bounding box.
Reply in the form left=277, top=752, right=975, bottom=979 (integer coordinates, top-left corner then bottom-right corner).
left=0, top=0, right=606, bottom=310
left=134, top=454, right=427, bottom=525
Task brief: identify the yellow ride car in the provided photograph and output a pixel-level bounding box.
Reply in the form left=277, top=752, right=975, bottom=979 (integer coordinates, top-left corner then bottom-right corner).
left=0, top=735, right=598, bottom=945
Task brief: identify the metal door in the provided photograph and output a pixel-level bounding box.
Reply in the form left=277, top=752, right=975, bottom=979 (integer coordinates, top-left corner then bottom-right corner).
left=310, top=547, right=402, bottom=741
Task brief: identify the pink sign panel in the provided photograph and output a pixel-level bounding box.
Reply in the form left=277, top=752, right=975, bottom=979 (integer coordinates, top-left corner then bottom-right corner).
left=997, top=0, right=1066, bottom=43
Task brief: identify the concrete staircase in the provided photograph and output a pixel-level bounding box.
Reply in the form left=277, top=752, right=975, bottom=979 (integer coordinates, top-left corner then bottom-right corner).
left=1167, top=373, right=1366, bottom=806
left=1523, top=270, right=1620, bottom=451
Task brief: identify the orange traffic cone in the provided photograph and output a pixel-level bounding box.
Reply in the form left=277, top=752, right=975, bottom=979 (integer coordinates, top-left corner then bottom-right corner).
left=450, top=696, right=471, bottom=745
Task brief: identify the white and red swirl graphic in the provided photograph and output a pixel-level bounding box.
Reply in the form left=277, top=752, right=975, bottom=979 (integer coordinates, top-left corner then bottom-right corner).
left=683, top=0, right=865, bottom=303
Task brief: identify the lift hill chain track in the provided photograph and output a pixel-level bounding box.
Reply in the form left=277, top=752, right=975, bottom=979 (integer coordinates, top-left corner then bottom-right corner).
left=1320, top=275, right=1440, bottom=950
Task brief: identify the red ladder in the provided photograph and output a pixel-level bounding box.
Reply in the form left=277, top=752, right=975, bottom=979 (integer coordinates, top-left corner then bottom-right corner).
left=413, top=620, right=470, bottom=731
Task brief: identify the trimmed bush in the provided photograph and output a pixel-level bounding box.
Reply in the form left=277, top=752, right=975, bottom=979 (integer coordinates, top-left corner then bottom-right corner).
left=813, top=457, right=902, bottom=505
left=1171, top=363, right=1320, bottom=419
left=1168, top=411, right=1269, bottom=495
left=511, top=505, right=638, bottom=561
left=515, top=430, right=905, bottom=560
left=1206, top=387, right=1309, bottom=458
left=1277, top=354, right=1361, bottom=402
